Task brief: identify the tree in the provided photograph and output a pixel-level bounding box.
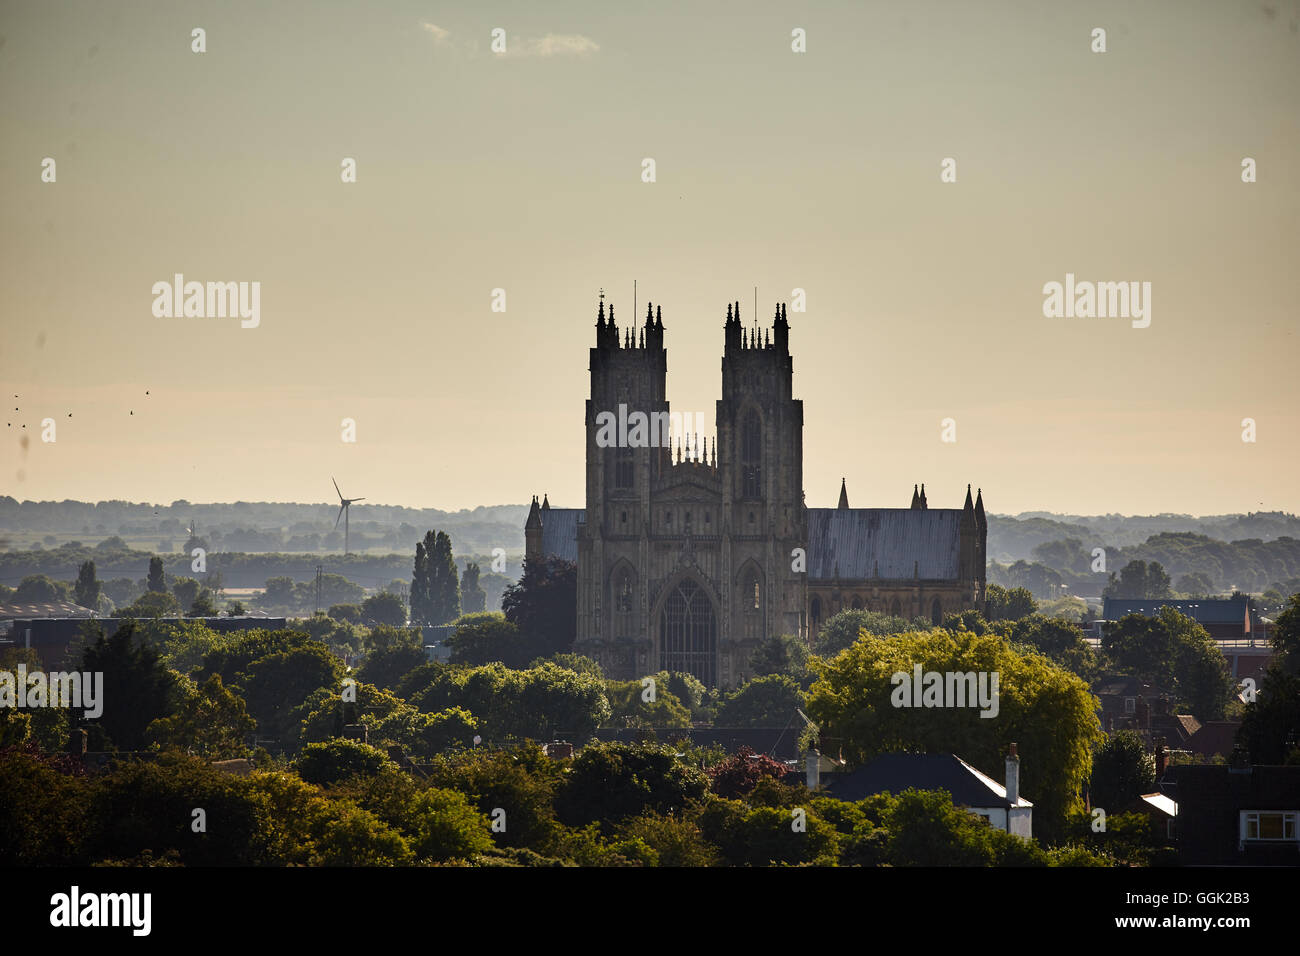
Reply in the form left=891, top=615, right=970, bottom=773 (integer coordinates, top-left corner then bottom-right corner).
left=714, top=675, right=806, bottom=728
left=1176, top=572, right=1216, bottom=598
left=14, top=574, right=71, bottom=604
left=296, top=739, right=393, bottom=786
left=119, top=590, right=181, bottom=618
left=188, top=590, right=218, bottom=617
left=461, top=562, right=486, bottom=613
left=502, top=556, right=579, bottom=660
left=555, top=742, right=709, bottom=831
left=231, top=643, right=345, bottom=748
left=446, top=612, right=527, bottom=668
left=1102, top=560, right=1173, bottom=601
left=361, top=591, right=406, bottom=627
left=1089, top=731, right=1156, bottom=811
left=78, top=620, right=178, bottom=751
left=813, top=609, right=920, bottom=657
left=1238, top=592, right=1300, bottom=764
left=806, top=626, right=1103, bottom=839
left=706, top=745, right=792, bottom=798
left=328, top=603, right=362, bottom=623
left=411, top=530, right=461, bottom=625
left=748, top=633, right=813, bottom=686
left=146, top=673, right=255, bottom=758
left=147, top=556, right=167, bottom=594
left=226, top=599, right=247, bottom=616
left=171, top=576, right=202, bottom=609
left=985, top=584, right=1038, bottom=621
left=74, top=561, right=101, bottom=610
left=997, top=614, right=1100, bottom=681
left=1101, top=608, right=1233, bottom=720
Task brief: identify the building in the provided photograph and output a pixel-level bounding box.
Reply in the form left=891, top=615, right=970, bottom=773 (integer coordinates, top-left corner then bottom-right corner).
left=1164, top=764, right=1300, bottom=865
left=1101, top=596, right=1254, bottom=642
left=817, top=746, right=1033, bottom=838
left=1, top=616, right=287, bottom=669
left=525, top=295, right=987, bottom=687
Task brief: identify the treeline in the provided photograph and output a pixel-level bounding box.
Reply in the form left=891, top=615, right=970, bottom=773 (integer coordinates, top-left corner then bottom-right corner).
left=987, top=511, right=1300, bottom=563
left=990, top=532, right=1300, bottom=598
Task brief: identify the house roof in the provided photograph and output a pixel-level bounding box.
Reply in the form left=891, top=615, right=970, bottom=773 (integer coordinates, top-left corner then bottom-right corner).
left=823, top=752, right=1031, bottom=809
left=805, top=508, right=963, bottom=581
left=1186, top=721, right=1242, bottom=759
left=1140, top=792, right=1178, bottom=817
left=538, top=508, right=584, bottom=563
left=1102, top=597, right=1249, bottom=625
left=0, top=601, right=95, bottom=621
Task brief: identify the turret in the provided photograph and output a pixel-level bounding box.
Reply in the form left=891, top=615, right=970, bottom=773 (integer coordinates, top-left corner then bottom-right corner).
left=773, top=302, right=789, bottom=354
left=910, top=484, right=920, bottom=509
left=525, top=495, right=543, bottom=561
left=838, top=478, right=849, bottom=509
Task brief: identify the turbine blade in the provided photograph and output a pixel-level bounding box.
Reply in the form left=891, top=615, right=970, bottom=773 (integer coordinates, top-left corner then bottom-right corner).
left=332, top=476, right=342, bottom=500
left=352, top=497, right=366, bottom=502
left=335, top=504, right=345, bottom=528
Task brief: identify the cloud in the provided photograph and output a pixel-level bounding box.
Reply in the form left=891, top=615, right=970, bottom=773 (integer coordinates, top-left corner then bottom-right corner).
left=516, top=33, right=599, bottom=57
left=420, top=22, right=450, bottom=43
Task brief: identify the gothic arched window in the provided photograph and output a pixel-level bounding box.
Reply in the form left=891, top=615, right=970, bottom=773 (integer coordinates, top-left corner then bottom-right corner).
left=741, top=409, right=761, bottom=499
left=810, top=596, right=822, bottom=632
left=890, top=597, right=903, bottom=618
left=660, top=578, right=717, bottom=686
left=931, top=597, right=943, bottom=625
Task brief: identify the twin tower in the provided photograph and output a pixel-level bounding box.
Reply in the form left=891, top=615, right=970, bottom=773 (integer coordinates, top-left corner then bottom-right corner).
left=526, top=294, right=986, bottom=688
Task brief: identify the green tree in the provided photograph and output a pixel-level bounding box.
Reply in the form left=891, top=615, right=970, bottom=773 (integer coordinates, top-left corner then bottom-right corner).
left=78, top=620, right=179, bottom=751
left=1089, top=730, right=1156, bottom=811
left=1101, top=607, right=1233, bottom=720
left=1176, top=572, right=1217, bottom=598
left=411, top=530, right=459, bottom=625
left=188, top=589, right=218, bottom=617
left=986, top=584, right=1038, bottom=621
left=361, top=591, right=406, bottom=627
left=171, top=576, right=202, bottom=609
left=328, top=603, right=362, bottom=623
left=813, top=608, right=920, bottom=657
left=147, top=556, right=167, bottom=593
left=1102, top=560, right=1173, bottom=601
left=14, top=573, right=71, bottom=604
left=461, top=562, right=486, bottom=614
left=502, top=555, right=577, bottom=660
left=296, top=739, right=394, bottom=786
left=226, top=599, right=247, bottom=616
left=714, top=675, right=806, bottom=728
left=603, top=678, right=693, bottom=729
left=146, top=673, right=255, bottom=758
left=806, top=626, right=1102, bottom=839
left=748, top=633, right=813, bottom=687
left=232, top=644, right=345, bottom=748
left=997, top=613, right=1100, bottom=681
left=1238, top=592, right=1300, bottom=764
left=446, top=612, right=526, bottom=667
left=74, top=560, right=101, bottom=610
left=555, top=742, right=709, bottom=831
left=119, top=590, right=181, bottom=618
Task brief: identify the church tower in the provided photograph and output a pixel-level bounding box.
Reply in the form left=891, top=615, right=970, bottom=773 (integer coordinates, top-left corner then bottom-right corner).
left=716, top=301, right=806, bottom=675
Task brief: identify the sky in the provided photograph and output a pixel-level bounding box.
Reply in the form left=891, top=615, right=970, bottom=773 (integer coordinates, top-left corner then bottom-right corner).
left=2, top=0, right=1297, bottom=516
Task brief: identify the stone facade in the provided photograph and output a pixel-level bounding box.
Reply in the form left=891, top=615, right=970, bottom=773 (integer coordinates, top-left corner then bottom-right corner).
left=525, top=295, right=986, bottom=688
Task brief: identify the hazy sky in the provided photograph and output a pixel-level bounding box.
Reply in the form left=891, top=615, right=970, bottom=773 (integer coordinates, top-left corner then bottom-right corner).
left=2, top=0, right=1297, bottom=516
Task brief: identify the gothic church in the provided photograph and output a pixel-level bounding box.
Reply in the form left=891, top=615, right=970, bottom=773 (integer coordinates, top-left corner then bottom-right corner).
left=525, top=295, right=987, bottom=688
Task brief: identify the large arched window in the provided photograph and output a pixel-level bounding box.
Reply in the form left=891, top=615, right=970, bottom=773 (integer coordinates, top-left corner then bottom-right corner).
left=612, top=565, right=636, bottom=638
left=741, top=409, right=761, bottom=499
left=890, top=597, right=903, bottom=617
left=660, top=578, right=717, bottom=686
left=810, top=596, right=821, bottom=631
left=931, top=597, right=943, bottom=625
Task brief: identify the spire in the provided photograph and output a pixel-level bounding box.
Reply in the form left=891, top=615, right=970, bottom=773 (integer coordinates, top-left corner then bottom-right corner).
left=911, top=484, right=920, bottom=509
left=975, top=488, right=986, bottom=527
left=655, top=304, right=662, bottom=330
left=525, top=495, right=542, bottom=530
left=963, top=484, right=973, bottom=510
left=639, top=327, right=644, bottom=348
left=765, top=328, right=770, bottom=348
left=919, top=484, right=928, bottom=509
left=726, top=303, right=732, bottom=321
left=541, top=493, right=550, bottom=512
left=838, top=478, right=849, bottom=509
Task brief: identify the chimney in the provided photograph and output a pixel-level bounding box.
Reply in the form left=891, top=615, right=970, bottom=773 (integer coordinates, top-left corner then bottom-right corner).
left=1154, top=737, right=1167, bottom=777
left=806, top=748, right=820, bottom=790
left=1005, top=743, right=1020, bottom=805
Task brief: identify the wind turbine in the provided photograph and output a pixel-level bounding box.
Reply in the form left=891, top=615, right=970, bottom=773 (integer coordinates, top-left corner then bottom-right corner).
left=332, top=477, right=365, bottom=555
